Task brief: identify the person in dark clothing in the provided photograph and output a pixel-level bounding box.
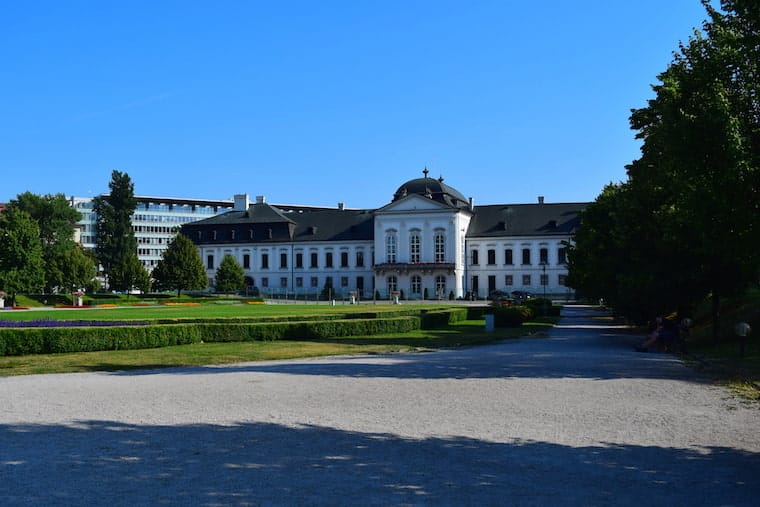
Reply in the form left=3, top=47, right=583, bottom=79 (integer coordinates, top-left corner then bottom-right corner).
left=636, top=316, right=679, bottom=352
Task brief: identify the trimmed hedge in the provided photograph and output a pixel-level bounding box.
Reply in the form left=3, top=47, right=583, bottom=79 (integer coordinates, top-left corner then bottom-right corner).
left=0, top=317, right=422, bottom=356
left=491, top=305, right=535, bottom=327
left=420, top=308, right=468, bottom=329
left=524, top=298, right=562, bottom=317
left=0, top=325, right=202, bottom=356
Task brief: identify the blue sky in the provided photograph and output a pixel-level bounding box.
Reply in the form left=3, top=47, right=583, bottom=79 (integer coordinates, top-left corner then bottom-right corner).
left=1, top=1, right=709, bottom=208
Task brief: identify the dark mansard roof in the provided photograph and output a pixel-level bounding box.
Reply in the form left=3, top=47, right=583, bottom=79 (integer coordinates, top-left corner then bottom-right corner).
left=392, top=175, right=470, bottom=209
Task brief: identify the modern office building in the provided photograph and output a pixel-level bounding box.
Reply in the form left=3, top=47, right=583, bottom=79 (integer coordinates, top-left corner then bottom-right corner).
left=182, top=171, right=587, bottom=300
left=71, top=195, right=235, bottom=270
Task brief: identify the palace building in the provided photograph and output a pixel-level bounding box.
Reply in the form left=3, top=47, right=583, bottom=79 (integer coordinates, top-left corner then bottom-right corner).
left=182, top=171, right=587, bottom=300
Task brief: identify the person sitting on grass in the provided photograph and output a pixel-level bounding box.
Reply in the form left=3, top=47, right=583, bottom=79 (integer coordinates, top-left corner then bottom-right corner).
left=636, top=316, right=679, bottom=352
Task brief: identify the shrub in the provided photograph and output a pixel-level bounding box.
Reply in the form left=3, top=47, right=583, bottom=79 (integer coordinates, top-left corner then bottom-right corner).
left=524, top=298, right=561, bottom=316
left=492, top=305, right=535, bottom=327
left=421, top=308, right=467, bottom=329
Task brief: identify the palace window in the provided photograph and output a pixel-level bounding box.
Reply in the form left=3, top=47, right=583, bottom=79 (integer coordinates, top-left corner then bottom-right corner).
left=539, top=247, right=548, bottom=265
left=487, top=249, right=496, bottom=265
left=558, top=247, right=567, bottom=264
left=505, top=249, right=513, bottom=265
left=411, top=275, right=421, bottom=294
left=435, top=275, right=446, bottom=296
left=434, top=232, right=445, bottom=262
left=522, top=248, right=531, bottom=265
left=386, top=232, right=397, bottom=263
left=410, top=232, right=421, bottom=263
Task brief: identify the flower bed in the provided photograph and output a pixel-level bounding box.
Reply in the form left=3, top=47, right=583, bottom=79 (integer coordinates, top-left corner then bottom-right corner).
left=0, top=319, right=149, bottom=328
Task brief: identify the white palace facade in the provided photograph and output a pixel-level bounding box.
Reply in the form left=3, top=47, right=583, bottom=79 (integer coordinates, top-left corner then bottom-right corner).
left=182, top=171, right=587, bottom=300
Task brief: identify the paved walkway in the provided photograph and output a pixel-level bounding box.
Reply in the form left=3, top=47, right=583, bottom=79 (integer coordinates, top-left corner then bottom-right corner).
left=1, top=306, right=758, bottom=505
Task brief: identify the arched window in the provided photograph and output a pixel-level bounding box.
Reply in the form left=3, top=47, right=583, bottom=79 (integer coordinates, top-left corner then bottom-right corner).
left=435, top=275, right=446, bottom=296
left=410, top=231, right=421, bottom=263
left=386, top=231, right=397, bottom=263
left=411, top=275, right=421, bottom=294
left=434, top=232, right=445, bottom=262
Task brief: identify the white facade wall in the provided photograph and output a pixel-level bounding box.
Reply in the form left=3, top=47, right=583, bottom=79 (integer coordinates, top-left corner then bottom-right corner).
left=200, top=240, right=375, bottom=298
left=373, top=196, right=472, bottom=299
left=465, top=236, right=572, bottom=298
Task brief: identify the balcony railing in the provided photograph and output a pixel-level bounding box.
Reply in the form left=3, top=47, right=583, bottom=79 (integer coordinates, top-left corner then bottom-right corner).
left=373, top=262, right=456, bottom=274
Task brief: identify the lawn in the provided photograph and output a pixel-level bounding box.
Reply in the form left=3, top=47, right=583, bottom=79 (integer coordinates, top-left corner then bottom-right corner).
left=0, top=302, right=446, bottom=321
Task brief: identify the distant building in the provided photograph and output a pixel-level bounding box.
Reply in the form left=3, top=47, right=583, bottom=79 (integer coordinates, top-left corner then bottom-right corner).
left=71, top=195, right=234, bottom=271
left=182, top=171, right=587, bottom=300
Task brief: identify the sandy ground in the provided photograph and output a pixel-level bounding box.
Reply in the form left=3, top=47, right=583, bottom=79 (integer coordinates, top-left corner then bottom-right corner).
left=1, top=306, right=758, bottom=506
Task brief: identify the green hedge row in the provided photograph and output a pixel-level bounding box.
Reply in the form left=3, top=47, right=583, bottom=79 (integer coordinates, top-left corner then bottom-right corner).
left=492, top=306, right=536, bottom=327
left=0, top=317, right=422, bottom=356
left=420, top=308, right=468, bottom=328
left=523, top=298, right=562, bottom=317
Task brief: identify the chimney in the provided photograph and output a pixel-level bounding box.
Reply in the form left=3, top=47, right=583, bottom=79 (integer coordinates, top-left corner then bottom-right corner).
left=255, top=195, right=266, bottom=204
left=338, top=202, right=345, bottom=211
left=469, top=197, right=475, bottom=210
left=233, top=194, right=250, bottom=211
left=538, top=196, right=545, bottom=205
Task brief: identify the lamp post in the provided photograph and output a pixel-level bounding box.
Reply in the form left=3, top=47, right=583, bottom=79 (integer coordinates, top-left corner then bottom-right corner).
left=541, top=262, right=547, bottom=316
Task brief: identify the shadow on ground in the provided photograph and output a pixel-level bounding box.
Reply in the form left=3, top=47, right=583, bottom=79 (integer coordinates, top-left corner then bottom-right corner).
left=105, top=307, right=707, bottom=384
left=0, top=420, right=757, bottom=506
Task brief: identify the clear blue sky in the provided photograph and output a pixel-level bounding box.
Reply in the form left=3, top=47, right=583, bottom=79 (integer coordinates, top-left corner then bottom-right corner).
left=1, top=0, right=709, bottom=208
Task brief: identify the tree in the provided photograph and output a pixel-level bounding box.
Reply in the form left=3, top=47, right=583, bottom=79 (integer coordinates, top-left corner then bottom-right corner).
left=214, top=254, right=245, bottom=293
left=60, top=245, right=97, bottom=294
left=0, top=208, right=45, bottom=306
left=110, top=253, right=151, bottom=294
left=7, top=192, right=82, bottom=292
left=152, top=234, right=207, bottom=297
left=568, top=0, right=759, bottom=333
left=626, top=0, right=760, bottom=336
left=94, top=170, right=138, bottom=289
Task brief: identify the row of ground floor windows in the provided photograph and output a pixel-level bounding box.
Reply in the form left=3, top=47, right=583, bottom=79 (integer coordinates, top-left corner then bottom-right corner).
left=238, top=275, right=448, bottom=295
left=471, top=274, right=567, bottom=293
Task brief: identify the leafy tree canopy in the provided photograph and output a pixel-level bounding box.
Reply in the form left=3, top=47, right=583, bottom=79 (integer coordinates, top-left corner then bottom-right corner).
left=0, top=208, right=45, bottom=304
left=152, top=234, right=207, bottom=297
left=215, top=254, right=245, bottom=293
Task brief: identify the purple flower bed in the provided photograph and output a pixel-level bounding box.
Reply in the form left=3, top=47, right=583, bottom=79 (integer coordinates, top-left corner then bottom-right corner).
left=0, top=319, right=149, bottom=328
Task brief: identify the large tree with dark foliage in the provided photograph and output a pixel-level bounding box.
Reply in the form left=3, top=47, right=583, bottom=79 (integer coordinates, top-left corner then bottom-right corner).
left=7, top=192, right=84, bottom=292
left=94, top=170, right=138, bottom=291
left=568, top=0, right=759, bottom=335
left=152, top=234, right=207, bottom=297
left=0, top=208, right=45, bottom=306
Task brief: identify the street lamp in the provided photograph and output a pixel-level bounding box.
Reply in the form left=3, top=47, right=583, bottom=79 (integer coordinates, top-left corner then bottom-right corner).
left=540, top=261, right=548, bottom=316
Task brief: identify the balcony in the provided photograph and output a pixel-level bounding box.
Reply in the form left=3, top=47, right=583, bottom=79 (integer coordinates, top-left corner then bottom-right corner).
left=373, top=262, right=456, bottom=275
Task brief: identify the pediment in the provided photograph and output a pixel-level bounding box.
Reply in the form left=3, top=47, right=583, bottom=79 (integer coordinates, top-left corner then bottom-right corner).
left=375, top=194, right=451, bottom=213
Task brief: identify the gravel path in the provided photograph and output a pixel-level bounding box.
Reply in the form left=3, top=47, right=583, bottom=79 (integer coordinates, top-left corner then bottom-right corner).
left=1, top=306, right=758, bottom=506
